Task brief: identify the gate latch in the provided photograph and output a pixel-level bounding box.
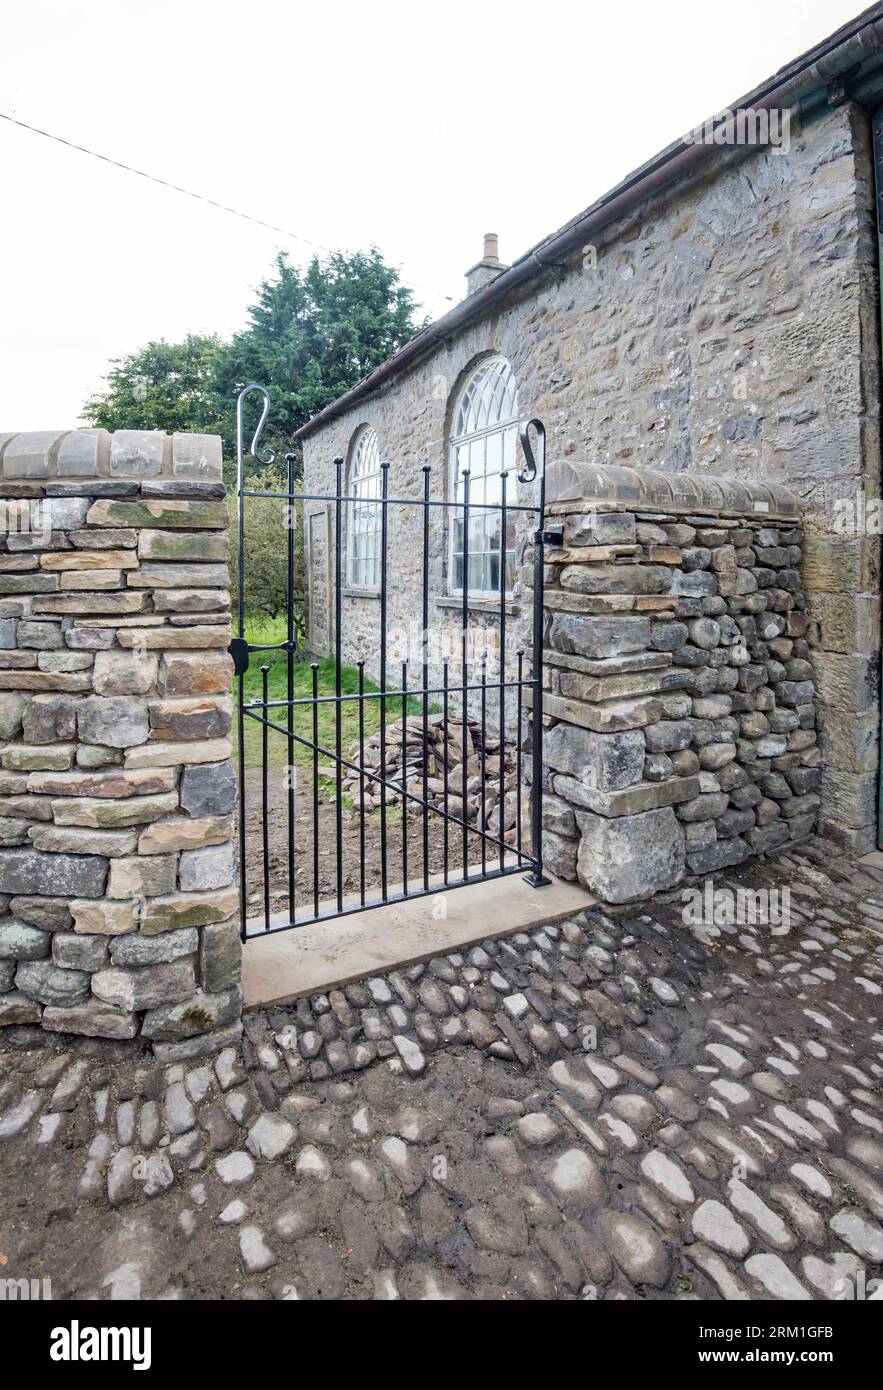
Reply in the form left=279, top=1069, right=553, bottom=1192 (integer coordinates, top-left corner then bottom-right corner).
left=534, top=526, right=564, bottom=548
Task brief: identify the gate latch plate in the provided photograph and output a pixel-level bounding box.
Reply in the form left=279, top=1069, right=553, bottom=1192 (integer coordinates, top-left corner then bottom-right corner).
left=535, top=527, right=564, bottom=548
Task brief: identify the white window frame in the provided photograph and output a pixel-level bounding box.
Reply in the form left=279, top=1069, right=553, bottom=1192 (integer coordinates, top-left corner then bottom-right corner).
left=346, top=427, right=383, bottom=592
left=448, top=356, right=519, bottom=599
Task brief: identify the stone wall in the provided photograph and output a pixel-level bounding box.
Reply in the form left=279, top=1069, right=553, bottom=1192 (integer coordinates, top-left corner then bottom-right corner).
left=0, top=428, right=241, bottom=1058
left=302, top=101, right=880, bottom=850
left=534, top=463, right=818, bottom=903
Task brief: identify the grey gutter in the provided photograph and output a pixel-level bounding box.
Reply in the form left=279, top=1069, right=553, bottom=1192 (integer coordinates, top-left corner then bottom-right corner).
left=296, top=3, right=883, bottom=441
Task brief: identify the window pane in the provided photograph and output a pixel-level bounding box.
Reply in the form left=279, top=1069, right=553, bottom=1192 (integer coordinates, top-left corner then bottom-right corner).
left=472, top=434, right=487, bottom=481
left=347, top=428, right=382, bottom=589
left=469, top=513, right=485, bottom=552
left=454, top=444, right=468, bottom=499
left=502, top=424, right=517, bottom=471
left=485, top=428, right=502, bottom=477
left=484, top=470, right=502, bottom=506
left=449, top=358, right=519, bottom=594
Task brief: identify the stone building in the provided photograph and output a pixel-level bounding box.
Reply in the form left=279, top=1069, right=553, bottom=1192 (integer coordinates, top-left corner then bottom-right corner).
left=299, top=6, right=883, bottom=856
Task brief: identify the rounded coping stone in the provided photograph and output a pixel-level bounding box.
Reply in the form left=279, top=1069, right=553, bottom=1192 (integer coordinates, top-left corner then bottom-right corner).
left=1, top=431, right=71, bottom=478
left=0, top=428, right=222, bottom=482
left=546, top=460, right=799, bottom=520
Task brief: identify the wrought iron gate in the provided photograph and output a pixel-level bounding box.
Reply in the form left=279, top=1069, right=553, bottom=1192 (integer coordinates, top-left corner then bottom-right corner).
left=231, top=385, right=555, bottom=941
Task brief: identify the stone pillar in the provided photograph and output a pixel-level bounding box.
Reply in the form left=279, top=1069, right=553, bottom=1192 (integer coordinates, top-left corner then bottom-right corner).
left=534, top=462, right=819, bottom=904
left=0, top=428, right=241, bottom=1059
left=803, top=534, right=881, bottom=852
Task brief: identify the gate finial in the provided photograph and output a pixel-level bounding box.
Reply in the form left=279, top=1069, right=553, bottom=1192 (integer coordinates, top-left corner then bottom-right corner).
left=518, top=418, right=545, bottom=485
left=236, top=383, right=276, bottom=469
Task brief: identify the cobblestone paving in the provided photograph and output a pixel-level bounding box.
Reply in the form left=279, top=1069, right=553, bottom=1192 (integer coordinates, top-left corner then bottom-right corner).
left=1, top=837, right=882, bottom=1301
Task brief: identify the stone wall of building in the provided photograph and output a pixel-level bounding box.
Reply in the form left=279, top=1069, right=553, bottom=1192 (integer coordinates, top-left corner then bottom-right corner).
left=0, top=428, right=241, bottom=1058
left=533, top=463, right=818, bottom=903
left=302, top=100, right=880, bottom=850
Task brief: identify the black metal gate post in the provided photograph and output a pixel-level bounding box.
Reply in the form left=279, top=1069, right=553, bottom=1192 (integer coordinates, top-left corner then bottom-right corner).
left=334, top=455, right=344, bottom=914
left=285, top=449, right=297, bottom=929
left=231, top=384, right=274, bottom=942
left=519, top=419, right=555, bottom=889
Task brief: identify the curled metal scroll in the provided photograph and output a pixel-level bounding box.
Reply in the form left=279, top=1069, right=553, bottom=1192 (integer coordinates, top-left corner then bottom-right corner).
left=236, top=383, right=276, bottom=471
left=518, top=418, right=546, bottom=486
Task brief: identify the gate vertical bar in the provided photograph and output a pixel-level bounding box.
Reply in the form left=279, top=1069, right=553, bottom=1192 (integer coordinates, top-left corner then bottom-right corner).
left=442, top=657, right=450, bottom=885
left=498, top=469, right=508, bottom=872
left=528, top=521, right=546, bottom=883
left=285, top=451, right=296, bottom=927
left=401, top=659, right=408, bottom=896
left=379, top=461, right=390, bottom=900
left=460, top=467, right=470, bottom=882
left=357, top=658, right=366, bottom=906
left=421, top=464, right=430, bottom=891
left=261, top=663, right=270, bottom=928
left=872, top=106, right=883, bottom=848
left=311, top=661, right=320, bottom=919
left=334, top=456, right=344, bottom=914
left=480, top=656, right=487, bottom=878
left=516, top=649, right=524, bottom=865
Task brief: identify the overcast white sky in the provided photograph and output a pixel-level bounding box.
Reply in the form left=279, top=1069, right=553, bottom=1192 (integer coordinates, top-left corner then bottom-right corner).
left=0, top=0, right=866, bottom=429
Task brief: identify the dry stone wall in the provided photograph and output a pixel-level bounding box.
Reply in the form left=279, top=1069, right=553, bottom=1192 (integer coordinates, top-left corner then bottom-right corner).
left=535, top=463, right=819, bottom=904
left=0, top=428, right=241, bottom=1058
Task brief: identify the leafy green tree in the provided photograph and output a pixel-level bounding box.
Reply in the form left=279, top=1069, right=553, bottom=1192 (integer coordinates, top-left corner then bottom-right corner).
left=83, top=334, right=227, bottom=437
left=84, top=247, right=424, bottom=627
left=213, top=248, right=425, bottom=458
left=228, top=464, right=304, bottom=635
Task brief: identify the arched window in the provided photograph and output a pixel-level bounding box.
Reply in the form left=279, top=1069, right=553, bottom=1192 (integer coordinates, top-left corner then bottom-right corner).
left=347, top=427, right=382, bottom=590
left=449, top=356, right=519, bottom=595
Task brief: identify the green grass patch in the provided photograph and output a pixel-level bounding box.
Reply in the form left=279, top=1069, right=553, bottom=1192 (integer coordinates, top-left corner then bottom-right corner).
left=236, top=614, right=428, bottom=784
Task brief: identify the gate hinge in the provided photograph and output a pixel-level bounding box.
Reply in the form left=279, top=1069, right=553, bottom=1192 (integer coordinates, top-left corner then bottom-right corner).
left=534, top=526, right=564, bottom=548
left=229, top=637, right=250, bottom=677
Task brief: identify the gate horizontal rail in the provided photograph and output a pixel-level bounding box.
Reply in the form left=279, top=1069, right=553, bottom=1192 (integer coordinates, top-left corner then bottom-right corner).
left=232, top=385, right=553, bottom=942
left=243, top=487, right=542, bottom=514
left=244, top=677, right=535, bottom=709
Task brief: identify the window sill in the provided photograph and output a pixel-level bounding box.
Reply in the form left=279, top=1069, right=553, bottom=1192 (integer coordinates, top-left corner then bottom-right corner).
left=342, top=587, right=381, bottom=599
left=435, top=595, right=520, bottom=615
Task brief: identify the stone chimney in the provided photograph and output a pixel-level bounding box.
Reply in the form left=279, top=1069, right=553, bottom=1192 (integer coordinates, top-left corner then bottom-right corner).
left=465, top=233, right=508, bottom=296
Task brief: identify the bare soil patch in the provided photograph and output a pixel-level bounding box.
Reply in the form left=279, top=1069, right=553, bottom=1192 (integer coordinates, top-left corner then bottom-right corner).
left=241, top=767, right=521, bottom=927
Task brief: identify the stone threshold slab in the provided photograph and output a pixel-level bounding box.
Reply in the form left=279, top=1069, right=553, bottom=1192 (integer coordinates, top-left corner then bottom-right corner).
left=242, top=872, right=595, bottom=1010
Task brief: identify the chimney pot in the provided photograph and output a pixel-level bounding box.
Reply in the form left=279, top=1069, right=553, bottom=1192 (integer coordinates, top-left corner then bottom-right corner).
left=464, top=232, right=508, bottom=297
